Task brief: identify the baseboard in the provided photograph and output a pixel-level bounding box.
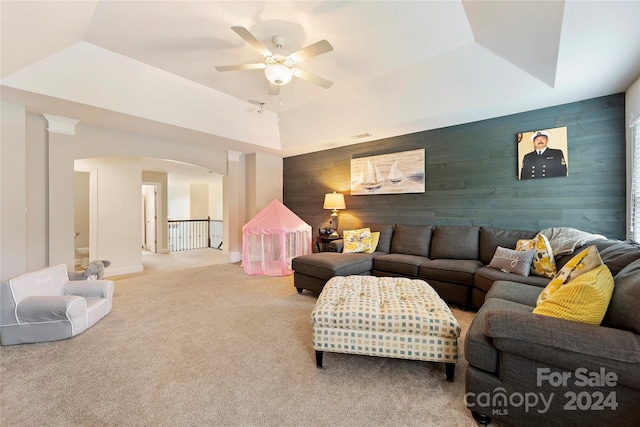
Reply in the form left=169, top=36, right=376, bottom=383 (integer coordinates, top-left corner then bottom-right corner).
left=228, top=251, right=242, bottom=263
left=105, top=264, right=143, bottom=277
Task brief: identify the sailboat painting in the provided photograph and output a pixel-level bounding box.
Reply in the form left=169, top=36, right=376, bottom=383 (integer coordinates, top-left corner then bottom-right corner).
left=350, top=149, right=425, bottom=195
left=361, top=159, right=383, bottom=190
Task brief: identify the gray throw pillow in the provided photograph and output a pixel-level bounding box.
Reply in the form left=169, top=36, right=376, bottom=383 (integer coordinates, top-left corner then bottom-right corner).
left=479, top=226, right=537, bottom=265
left=599, top=240, right=640, bottom=276
left=430, top=226, right=480, bottom=260
left=602, top=258, right=640, bottom=334
left=390, top=224, right=433, bottom=257
left=488, top=246, right=535, bottom=276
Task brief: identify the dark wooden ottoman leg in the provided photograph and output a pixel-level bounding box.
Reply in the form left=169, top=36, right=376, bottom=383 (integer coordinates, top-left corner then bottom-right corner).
left=471, top=410, right=492, bottom=425
left=445, top=363, right=455, bottom=382
left=315, top=350, right=323, bottom=368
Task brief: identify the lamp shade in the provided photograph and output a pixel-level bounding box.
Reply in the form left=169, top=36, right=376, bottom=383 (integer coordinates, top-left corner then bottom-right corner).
left=323, top=192, right=346, bottom=210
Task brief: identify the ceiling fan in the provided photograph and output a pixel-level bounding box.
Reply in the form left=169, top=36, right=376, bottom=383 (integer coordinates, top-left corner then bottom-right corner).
left=215, top=26, right=334, bottom=95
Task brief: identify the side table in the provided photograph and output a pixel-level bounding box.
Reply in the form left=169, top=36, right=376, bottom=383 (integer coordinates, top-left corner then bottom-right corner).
left=316, top=235, right=341, bottom=252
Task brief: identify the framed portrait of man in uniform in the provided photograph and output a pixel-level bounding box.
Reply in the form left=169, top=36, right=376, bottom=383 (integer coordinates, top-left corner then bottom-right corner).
left=517, top=126, right=568, bottom=180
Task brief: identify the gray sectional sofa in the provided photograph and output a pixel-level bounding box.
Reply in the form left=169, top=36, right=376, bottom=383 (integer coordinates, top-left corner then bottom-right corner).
left=465, top=239, right=640, bottom=426
left=293, top=224, right=552, bottom=309
left=292, top=223, right=640, bottom=426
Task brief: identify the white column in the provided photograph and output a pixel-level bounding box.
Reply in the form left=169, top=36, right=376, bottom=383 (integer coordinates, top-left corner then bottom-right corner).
left=223, top=150, right=244, bottom=263
left=44, top=114, right=79, bottom=270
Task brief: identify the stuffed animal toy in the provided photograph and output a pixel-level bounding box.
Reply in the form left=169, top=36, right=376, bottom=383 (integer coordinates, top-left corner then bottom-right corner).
left=68, top=260, right=111, bottom=281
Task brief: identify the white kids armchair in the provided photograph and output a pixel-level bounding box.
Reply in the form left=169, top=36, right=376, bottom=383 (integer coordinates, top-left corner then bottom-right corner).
left=0, top=264, right=113, bottom=345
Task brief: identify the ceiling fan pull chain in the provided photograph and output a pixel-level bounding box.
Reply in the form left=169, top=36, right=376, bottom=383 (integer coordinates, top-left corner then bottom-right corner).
left=277, top=95, right=282, bottom=122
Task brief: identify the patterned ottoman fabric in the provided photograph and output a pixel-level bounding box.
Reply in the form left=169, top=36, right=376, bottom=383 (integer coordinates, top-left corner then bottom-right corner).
left=312, top=276, right=460, bottom=363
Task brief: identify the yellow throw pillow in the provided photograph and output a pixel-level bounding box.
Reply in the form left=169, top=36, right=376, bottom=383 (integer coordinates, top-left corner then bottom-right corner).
left=516, top=233, right=557, bottom=278
left=536, top=245, right=603, bottom=305
left=533, top=264, right=614, bottom=325
left=343, top=228, right=373, bottom=253
left=363, top=232, right=381, bottom=254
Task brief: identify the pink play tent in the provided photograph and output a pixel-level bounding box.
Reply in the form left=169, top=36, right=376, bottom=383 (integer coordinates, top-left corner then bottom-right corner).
left=242, top=199, right=312, bottom=276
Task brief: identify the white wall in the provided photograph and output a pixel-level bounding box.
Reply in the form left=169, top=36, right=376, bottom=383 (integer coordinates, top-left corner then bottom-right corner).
left=168, top=179, right=223, bottom=221
left=75, top=124, right=229, bottom=175
left=245, top=152, right=283, bottom=219
left=47, top=121, right=76, bottom=269
left=627, top=75, right=640, bottom=127
left=142, top=171, right=168, bottom=253
left=626, top=74, right=640, bottom=239
left=25, top=114, right=48, bottom=271
left=224, top=152, right=245, bottom=262
left=255, top=152, right=283, bottom=212
left=0, top=104, right=283, bottom=280
left=0, top=102, right=27, bottom=281
left=72, top=124, right=280, bottom=266
left=168, top=182, right=190, bottom=220
left=190, top=183, right=209, bottom=219
left=209, top=178, right=223, bottom=221
left=74, top=172, right=90, bottom=250
left=75, top=157, right=143, bottom=275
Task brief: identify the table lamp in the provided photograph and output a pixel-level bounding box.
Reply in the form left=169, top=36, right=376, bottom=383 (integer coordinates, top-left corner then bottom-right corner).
left=323, top=192, right=346, bottom=237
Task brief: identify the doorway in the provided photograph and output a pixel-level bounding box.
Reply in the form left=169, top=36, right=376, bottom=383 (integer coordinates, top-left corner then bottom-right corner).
left=142, top=184, right=158, bottom=253
left=74, top=171, right=90, bottom=267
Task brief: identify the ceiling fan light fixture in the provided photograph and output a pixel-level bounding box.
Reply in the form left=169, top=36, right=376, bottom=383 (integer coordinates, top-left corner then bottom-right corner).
left=265, top=63, right=293, bottom=85
left=217, top=27, right=333, bottom=92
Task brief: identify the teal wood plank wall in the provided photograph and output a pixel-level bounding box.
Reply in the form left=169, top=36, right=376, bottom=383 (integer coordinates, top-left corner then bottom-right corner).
left=283, top=94, right=626, bottom=239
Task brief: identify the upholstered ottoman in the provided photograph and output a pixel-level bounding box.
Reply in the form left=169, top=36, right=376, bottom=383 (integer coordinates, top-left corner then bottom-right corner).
left=311, top=276, right=461, bottom=381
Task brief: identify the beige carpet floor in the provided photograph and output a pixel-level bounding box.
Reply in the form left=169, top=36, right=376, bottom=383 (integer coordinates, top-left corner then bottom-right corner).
left=1, top=261, right=477, bottom=427
left=108, top=248, right=229, bottom=280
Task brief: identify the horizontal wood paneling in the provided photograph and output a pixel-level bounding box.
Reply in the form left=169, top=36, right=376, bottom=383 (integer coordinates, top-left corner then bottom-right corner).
left=284, top=94, right=626, bottom=239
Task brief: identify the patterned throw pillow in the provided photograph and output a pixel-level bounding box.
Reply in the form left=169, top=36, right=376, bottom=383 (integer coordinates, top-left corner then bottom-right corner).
left=533, top=264, right=614, bottom=325
left=363, top=232, right=381, bottom=254
left=343, top=228, right=373, bottom=253
left=536, top=245, right=603, bottom=305
left=516, top=233, right=557, bottom=278
left=488, top=247, right=536, bottom=276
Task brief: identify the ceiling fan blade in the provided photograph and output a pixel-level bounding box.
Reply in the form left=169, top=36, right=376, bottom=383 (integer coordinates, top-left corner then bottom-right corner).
left=231, top=26, right=272, bottom=57
left=215, top=63, right=265, bottom=72
left=294, top=68, right=333, bottom=89
left=268, top=83, right=281, bottom=96
left=288, top=40, right=333, bottom=63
